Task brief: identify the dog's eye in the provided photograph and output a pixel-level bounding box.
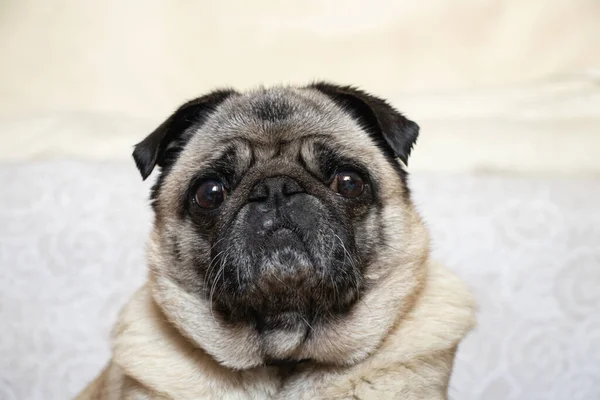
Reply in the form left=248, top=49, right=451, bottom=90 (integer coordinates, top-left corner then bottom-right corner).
left=331, top=171, right=364, bottom=198
left=194, top=180, right=227, bottom=209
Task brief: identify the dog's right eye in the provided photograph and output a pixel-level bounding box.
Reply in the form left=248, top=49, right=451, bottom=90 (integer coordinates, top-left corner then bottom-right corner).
left=330, top=171, right=365, bottom=198
left=194, top=180, right=227, bottom=209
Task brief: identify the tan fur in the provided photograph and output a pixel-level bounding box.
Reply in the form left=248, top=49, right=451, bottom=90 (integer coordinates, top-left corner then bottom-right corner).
left=78, top=85, right=476, bottom=398
left=78, top=261, right=474, bottom=399
left=147, top=197, right=429, bottom=370
left=137, top=86, right=433, bottom=371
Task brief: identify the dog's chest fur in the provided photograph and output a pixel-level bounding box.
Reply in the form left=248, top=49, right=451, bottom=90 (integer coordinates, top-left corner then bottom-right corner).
left=78, top=261, right=475, bottom=400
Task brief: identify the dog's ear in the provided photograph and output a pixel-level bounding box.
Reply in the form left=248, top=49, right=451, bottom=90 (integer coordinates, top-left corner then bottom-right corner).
left=310, top=82, right=419, bottom=166
left=132, top=89, right=237, bottom=180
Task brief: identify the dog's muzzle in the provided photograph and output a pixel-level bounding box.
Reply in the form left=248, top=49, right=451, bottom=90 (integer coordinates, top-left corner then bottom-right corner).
left=243, top=176, right=319, bottom=256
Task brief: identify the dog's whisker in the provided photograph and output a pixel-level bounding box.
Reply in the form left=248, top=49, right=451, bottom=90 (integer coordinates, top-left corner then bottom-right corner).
left=380, top=242, right=419, bottom=257
left=209, top=267, right=225, bottom=324
left=359, top=298, right=384, bottom=332
left=270, top=270, right=292, bottom=291
left=204, top=249, right=226, bottom=288
left=299, top=314, right=315, bottom=333
left=208, top=246, right=234, bottom=324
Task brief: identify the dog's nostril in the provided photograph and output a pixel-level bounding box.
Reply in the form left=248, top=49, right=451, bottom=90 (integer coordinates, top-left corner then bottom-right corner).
left=249, top=183, right=269, bottom=202
left=282, top=179, right=303, bottom=196
left=249, top=176, right=304, bottom=203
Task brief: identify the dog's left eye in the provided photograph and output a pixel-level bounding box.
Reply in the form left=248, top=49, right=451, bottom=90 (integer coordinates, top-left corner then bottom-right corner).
left=331, top=171, right=365, bottom=198
left=194, top=180, right=227, bottom=209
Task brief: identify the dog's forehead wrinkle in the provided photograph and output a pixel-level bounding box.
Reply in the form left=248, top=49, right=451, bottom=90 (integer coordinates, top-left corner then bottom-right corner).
left=197, top=86, right=357, bottom=143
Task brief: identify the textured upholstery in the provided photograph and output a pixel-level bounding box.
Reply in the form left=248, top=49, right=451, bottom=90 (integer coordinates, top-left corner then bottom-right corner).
left=1, top=162, right=599, bottom=399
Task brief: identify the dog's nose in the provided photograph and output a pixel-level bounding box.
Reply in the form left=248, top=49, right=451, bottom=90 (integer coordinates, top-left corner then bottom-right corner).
left=245, top=176, right=321, bottom=242
left=248, top=176, right=304, bottom=204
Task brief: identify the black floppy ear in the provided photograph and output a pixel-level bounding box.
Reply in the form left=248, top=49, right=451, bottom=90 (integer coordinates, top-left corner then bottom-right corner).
left=310, top=82, right=419, bottom=166
left=132, top=89, right=236, bottom=180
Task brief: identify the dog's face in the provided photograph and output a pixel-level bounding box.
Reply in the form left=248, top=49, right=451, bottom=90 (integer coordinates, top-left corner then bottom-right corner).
left=133, top=83, right=430, bottom=369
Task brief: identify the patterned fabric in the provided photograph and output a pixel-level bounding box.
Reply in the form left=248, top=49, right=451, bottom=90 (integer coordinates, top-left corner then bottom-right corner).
left=1, top=161, right=599, bottom=399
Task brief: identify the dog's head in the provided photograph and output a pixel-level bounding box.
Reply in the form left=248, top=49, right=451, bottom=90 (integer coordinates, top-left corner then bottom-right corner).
left=133, top=83, right=430, bottom=369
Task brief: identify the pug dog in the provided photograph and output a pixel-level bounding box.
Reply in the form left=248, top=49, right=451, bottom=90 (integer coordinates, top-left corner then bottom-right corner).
left=77, top=83, right=475, bottom=400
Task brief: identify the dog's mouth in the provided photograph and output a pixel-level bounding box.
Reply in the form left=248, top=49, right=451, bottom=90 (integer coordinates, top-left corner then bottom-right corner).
left=207, top=194, right=364, bottom=329
left=240, top=245, right=319, bottom=324
left=209, top=239, right=363, bottom=330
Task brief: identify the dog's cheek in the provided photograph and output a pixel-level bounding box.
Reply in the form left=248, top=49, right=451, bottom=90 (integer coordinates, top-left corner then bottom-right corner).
left=164, top=220, right=212, bottom=290
left=352, top=206, right=384, bottom=269
left=205, top=208, right=261, bottom=302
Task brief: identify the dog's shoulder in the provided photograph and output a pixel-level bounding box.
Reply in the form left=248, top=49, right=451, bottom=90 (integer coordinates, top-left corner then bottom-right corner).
left=279, top=261, right=476, bottom=399
left=75, top=360, right=166, bottom=400
left=103, top=285, right=281, bottom=399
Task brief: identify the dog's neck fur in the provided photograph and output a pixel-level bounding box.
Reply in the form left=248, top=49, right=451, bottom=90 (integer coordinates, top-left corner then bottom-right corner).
left=145, top=205, right=434, bottom=370
left=111, top=261, right=476, bottom=399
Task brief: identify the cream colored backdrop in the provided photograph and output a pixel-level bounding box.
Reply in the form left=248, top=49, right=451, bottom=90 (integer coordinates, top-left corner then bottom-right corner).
left=1, top=0, right=599, bottom=173
left=2, top=2, right=600, bottom=400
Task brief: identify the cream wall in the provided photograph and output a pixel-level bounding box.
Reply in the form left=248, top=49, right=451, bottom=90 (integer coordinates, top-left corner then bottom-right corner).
left=1, top=0, right=599, bottom=173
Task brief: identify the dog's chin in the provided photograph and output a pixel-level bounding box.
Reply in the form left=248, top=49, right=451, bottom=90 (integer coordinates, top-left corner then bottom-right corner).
left=214, top=248, right=316, bottom=328
left=213, top=242, right=362, bottom=332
